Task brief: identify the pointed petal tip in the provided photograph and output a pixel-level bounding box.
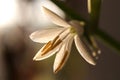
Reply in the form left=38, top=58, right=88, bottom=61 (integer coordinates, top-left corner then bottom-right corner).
left=42, top=6, right=54, bottom=15
left=33, top=56, right=43, bottom=61
left=53, top=65, right=58, bottom=74
left=74, top=35, right=97, bottom=66
left=42, top=6, right=46, bottom=9
left=33, top=57, right=37, bottom=61
left=42, top=6, right=49, bottom=11
left=29, top=32, right=37, bottom=41
left=42, top=6, right=71, bottom=28
left=42, top=6, right=49, bottom=14
left=84, top=55, right=97, bottom=66
left=53, top=69, right=58, bottom=74
left=33, top=58, right=41, bottom=61
left=29, top=33, right=33, bottom=40
left=89, top=61, right=96, bottom=66
left=53, top=65, right=61, bottom=74
left=33, top=56, right=41, bottom=61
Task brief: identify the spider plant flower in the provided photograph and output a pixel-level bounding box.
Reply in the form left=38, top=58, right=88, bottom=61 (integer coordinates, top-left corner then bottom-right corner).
left=30, top=6, right=97, bottom=73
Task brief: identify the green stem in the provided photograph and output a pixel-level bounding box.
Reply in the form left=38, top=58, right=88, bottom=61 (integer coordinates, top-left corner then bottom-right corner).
left=51, top=0, right=120, bottom=54
left=90, top=0, right=101, bottom=29
left=51, top=0, right=86, bottom=22
left=95, top=29, right=120, bottom=53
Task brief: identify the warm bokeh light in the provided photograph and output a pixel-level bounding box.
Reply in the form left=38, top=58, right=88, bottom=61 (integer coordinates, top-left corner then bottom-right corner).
left=0, top=0, right=20, bottom=27
left=0, top=0, right=65, bottom=80
left=0, top=0, right=65, bottom=30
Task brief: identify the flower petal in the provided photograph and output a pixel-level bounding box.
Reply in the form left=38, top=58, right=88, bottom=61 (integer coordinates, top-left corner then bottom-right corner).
left=59, top=28, right=70, bottom=40
left=42, top=6, right=71, bottom=28
left=74, top=35, right=96, bottom=65
left=33, top=42, right=62, bottom=61
left=53, top=34, right=74, bottom=73
left=30, top=28, right=65, bottom=43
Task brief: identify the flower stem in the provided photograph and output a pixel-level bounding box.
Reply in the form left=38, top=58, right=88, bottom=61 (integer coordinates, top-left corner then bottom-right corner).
left=51, top=0, right=86, bottom=22
left=51, top=0, right=120, bottom=54
left=95, top=29, right=120, bottom=53
left=89, top=0, right=101, bottom=29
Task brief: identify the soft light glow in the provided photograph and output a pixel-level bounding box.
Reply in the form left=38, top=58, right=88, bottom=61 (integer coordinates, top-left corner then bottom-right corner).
left=32, top=0, right=65, bottom=28
left=87, top=0, right=91, bottom=13
left=0, top=0, right=19, bottom=27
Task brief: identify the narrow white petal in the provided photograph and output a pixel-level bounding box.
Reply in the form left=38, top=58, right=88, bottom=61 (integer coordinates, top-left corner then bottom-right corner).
left=53, top=34, right=74, bottom=73
left=59, top=28, right=70, bottom=40
left=42, top=6, right=71, bottom=28
left=74, top=35, right=96, bottom=65
left=30, top=28, right=65, bottom=43
left=67, top=34, right=74, bottom=52
left=33, top=42, right=62, bottom=61
left=53, top=44, right=67, bottom=73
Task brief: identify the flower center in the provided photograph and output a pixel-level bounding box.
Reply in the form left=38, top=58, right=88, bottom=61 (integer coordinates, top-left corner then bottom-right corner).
left=69, top=20, right=84, bottom=36
left=70, top=27, right=77, bottom=34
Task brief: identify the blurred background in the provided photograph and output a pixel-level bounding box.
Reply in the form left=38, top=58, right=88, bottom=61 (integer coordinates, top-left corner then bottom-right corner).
left=0, top=0, right=120, bottom=80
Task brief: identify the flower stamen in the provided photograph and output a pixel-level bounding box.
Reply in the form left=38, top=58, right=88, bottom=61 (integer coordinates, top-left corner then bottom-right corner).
left=54, top=50, right=68, bottom=73
left=41, top=36, right=62, bottom=56
left=70, top=27, right=76, bottom=34
left=52, top=39, right=62, bottom=49
left=41, top=41, right=52, bottom=55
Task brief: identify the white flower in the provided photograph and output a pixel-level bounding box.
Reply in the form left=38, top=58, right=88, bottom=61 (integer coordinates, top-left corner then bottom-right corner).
left=30, top=6, right=96, bottom=73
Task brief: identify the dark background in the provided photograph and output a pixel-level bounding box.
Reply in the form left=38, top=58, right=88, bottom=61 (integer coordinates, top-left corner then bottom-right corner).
left=64, top=0, right=120, bottom=80
left=0, top=0, right=120, bottom=80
